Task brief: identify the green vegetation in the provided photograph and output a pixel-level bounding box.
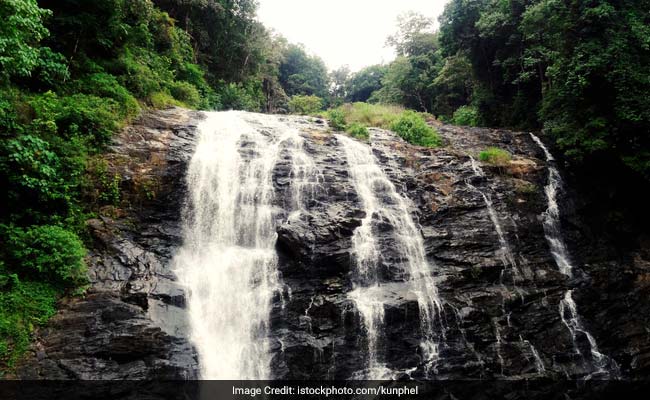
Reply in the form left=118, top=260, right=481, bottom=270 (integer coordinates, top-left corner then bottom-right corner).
left=346, top=123, right=370, bottom=140
left=330, top=4, right=650, bottom=180
left=390, top=111, right=441, bottom=148
left=288, top=95, right=323, bottom=115
left=479, top=147, right=512, bottom=166
left=340, top=65, right=387, bottom=103
left=333, top=102, right=405, bottom=129
left=0, top=280, right=58, bottom=366
left=324, top=103, right=440, bottom=147
left=327, top=109, right=347, bottom=131
left=280, top=44, right=329, bottom=101
left=452, top=105, right=480, bottom=127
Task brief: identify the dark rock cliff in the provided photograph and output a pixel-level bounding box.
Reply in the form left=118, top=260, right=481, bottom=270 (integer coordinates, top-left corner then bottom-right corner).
left=14, top=108, right=649, bottom=381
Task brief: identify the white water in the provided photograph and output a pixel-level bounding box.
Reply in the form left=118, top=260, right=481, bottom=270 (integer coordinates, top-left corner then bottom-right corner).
left=269, top=118, right=323, bottom=220
left=493, top=318, right=505, bottom=375
left=530, top=133, right=615, bottom=378
left=174, top=111, right=313, bottom=379
left=560, top=291, right=608, bottom=372
left=337, top=134, right=442, bottom=379
left=469, top=156, right=549, bottom=375
left=519, top=335, right=546, bottom=374
left=529, top=133, right=573, bottom=277
left=468, top=157, right=520, bottom=280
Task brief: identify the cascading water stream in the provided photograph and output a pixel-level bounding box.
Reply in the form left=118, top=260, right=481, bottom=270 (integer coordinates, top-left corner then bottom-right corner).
left=530, top=133, right=616, bottom=378
left=468, top=157, right=520, bottom=280
left=529, top=134, right=573, bottom=277
left=267, top=118, right=324, bottom=220
left=467, top=156, right=545, bottom=375
left=560, top=290, right=608, bottom=372
left=173, top=111, right=280, bottom=379
left=174, top=111, right=311, bottom=379
left=337, top=133, right=442, bottom=379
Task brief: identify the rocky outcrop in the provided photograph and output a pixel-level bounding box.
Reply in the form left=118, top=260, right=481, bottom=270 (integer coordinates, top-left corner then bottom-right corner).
left=266, top=118, right=649, bottom=380
left=16, top=108, right=202, bottom=379
left=15, top=109, right=649, bottom=382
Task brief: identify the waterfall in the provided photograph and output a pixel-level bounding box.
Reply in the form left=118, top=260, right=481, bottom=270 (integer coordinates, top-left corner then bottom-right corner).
left=468, top=156, right=547, bottom=375
left=529, top=134, right=573, bottom=277
left=337, top=133, right=441, bottom=379
left=468, top=157, right=520, bottom=279
left=530, top=133, right=616, bottom=378
left=265, top=117, right=323, bottom=220
left=174, top=111, right=290, bottom=379
left=560, top=291, right=607, bottom=371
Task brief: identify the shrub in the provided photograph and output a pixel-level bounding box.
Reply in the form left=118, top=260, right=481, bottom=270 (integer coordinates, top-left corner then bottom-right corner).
left=0, top=135, right=64, bottom=204
left=28, top=91, right=122, bottom=148
left=346, top=123, right=369, bottom=140
left=0, top=91, right=20, bottom=133
left=33, top=47, right=70, bottom=88
left=75, top=73, right=140, bottom=118
left=56, top=95, right=122, bottom=147
left=5, top=225, right=87, bottom=288
left=0, top=278, right=58, bottom=366
left=148, top=91, right=183, bottom=109
left=390, top=111, right=441, bottom=147
left=452, top=105, right=480, bottom=127
left=288, top=95, right=323, bottom=115
left=327, top=109, right=347, bottom=131
left=479, top=147, right=512, bottom=166
left=169, top=81, right=201, bottom=108
left=218, top=82, right=263, bottom=111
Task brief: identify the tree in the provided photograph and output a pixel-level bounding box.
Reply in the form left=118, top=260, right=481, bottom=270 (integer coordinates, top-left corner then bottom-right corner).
left=259, top=32, right=289, bottom=113
left=345, top=65, right=386, bottom=103
left=386, top=11, right=435, bottom=57
left=438, top=0, right=650, bottom=176
left=372, top=12, right=442, bottom=112
left=279, top=43, right=329, bottom=99
left=329, top=65, right=350, bottom=104
left=432, top=54, right=474, bottom=118
left=0, top=0, right=52, bottom=80
left=152, top=0, right=264, bottom=84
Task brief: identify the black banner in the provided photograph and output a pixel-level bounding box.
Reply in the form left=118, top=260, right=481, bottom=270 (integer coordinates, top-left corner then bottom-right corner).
left=1, top=380, right=649, bottom=400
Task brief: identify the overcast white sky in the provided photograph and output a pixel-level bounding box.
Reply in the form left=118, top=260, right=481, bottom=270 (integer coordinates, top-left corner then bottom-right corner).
left=256, top=0, right=450, bottom=72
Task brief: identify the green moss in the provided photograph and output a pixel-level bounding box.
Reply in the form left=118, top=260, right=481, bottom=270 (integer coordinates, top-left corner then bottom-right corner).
left=479, top=147, right=512, bottom=166
left=148, top=91, right=185, bottom=109
left=0, top=276, right=59, bottom=367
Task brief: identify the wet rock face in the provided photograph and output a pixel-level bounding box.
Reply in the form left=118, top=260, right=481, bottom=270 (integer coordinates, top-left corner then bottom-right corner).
left=17, top=108, right=202, bottom=379
left=18, top=109, right=649, bottom=381
left=267, top=119, right=649, bottom=380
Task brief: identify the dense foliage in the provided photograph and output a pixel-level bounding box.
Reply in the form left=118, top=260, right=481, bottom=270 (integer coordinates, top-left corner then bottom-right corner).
left=0, top=0, right=204, bottom=368
left=288, top=95, right=322, bottom=115
left=340, top=3, right=649, bottom=179
left=346, top=122, right=370, bottom=140
left=279, top=44, right=329, bottom=100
